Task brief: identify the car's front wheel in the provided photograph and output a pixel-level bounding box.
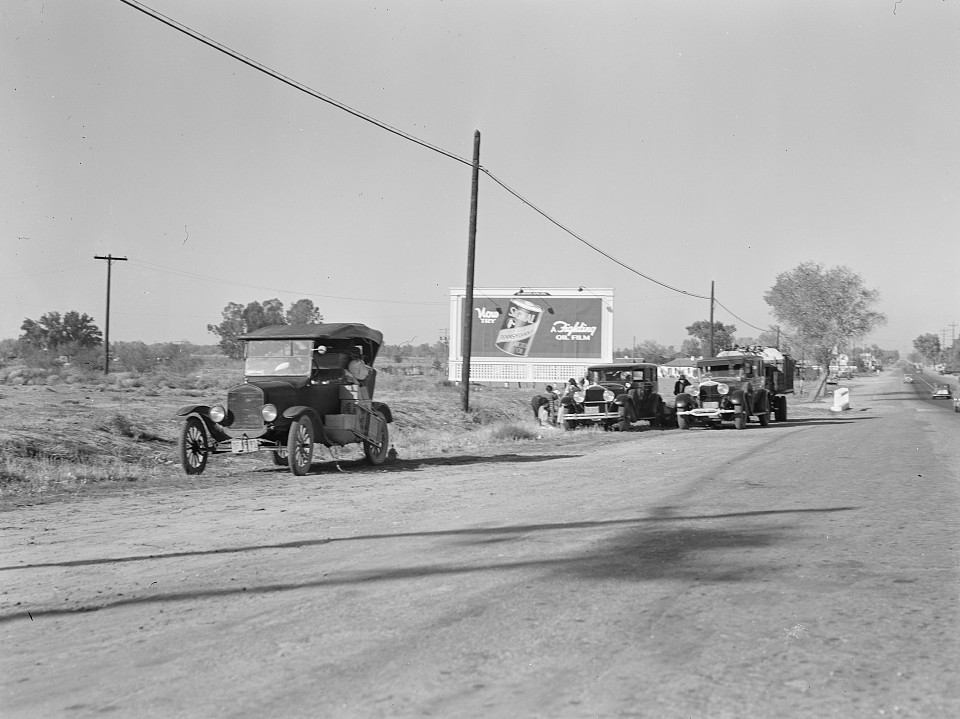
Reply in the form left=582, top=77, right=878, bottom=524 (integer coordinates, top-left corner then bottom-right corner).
left=758, top=396, right=771, bottom=427
left=677, top=414, right=690, bottom=430
left=287, top=417, right=314, bottom=476
left=179, top=417, right=208, bottom=475
left=363, top=414, right=390, bottom=465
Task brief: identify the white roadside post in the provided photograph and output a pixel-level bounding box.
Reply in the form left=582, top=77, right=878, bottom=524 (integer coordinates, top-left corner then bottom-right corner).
left=830, top=387, right=851, bottom=412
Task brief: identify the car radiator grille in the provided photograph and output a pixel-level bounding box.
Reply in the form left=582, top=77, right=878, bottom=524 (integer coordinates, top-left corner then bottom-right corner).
left=228, top=385, right=264, bottom=430
left=699, top=386, right=722, bottom=403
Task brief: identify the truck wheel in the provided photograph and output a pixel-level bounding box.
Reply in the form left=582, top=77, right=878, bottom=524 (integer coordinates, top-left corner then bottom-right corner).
left=287, top=417, right=314, bottom=476
left=677, top=414, right=690, bottom=430
left=775, top=396, right=788, bottom=422
left=179, top=417, right=208, bottom=475
left=734, top=410, right=748, bottom=430
left=363, top=414, right=390, bottom=465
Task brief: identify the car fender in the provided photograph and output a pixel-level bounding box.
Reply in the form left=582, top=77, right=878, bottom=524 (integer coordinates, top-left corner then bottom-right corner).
left=371, top=401, right=393, bottom=423
left=729, top=389, right=748, bottom=408
left=176, top=404, right=211, bottom=418
left=675, top=392, right=695, bottom=411
left=175, top=408, right=229, bottom=443
left=281, top=406, right=328, bottom=444
left=754, top=388, right=771, bottom=412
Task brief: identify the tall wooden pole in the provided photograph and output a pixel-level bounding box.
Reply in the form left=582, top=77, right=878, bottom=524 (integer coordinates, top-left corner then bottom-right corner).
left=460, top=130, right=481, bottom=412
left=94, top=254, right=127, bottom=375
left=709, top=280, right=715, bottom=357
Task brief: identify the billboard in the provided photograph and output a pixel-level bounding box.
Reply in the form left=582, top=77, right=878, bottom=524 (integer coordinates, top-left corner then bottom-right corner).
left=449, top=288, right=613, bottom=364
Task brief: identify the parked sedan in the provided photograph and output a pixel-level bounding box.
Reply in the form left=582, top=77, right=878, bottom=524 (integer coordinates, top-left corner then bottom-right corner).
left=931, top=384, right=953, bottom=400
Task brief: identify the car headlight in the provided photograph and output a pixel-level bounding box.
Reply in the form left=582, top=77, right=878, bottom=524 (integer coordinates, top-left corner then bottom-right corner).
left=717, top=383, right=730, bottom=395
left=261, top=404, right=278, bottom=422
left=574, top=391, right=585, bottom=403
left=603, top=390, right=615, bottom=402
left=209, top=405, right=226, bottom=423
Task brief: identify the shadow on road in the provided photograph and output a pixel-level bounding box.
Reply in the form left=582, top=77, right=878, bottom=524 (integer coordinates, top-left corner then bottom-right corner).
left=0, top=505, right=859, bottom=622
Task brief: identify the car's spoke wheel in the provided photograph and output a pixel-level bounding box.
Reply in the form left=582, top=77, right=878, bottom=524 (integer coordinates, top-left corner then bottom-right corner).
left=363, top=414, right=390, bottom=465
left=271, top=448, right=289, bottom=467
left=287, top=417, right=314, bottom=476
left=179, top=417, right=208, bottom=475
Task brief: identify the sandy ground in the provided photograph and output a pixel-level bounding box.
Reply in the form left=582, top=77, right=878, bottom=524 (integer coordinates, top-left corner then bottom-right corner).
left=1, top=373, right=958, bottom=718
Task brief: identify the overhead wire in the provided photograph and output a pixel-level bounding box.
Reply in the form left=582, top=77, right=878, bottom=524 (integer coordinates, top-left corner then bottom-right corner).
left=118, top=0, right=751, bottom=315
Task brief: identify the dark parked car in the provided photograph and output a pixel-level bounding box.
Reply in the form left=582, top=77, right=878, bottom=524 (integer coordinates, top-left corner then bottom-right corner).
left=559, top=363, right=666, bottom=431
left=176, top=323, right=392, bottom=475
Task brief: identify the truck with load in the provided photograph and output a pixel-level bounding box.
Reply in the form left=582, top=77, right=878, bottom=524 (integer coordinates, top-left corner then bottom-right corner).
left=675, top=347, right=795, bottom=430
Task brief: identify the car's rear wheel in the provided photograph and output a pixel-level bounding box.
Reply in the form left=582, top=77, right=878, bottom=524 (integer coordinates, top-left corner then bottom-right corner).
left=363, top=414, right=390, bottom=465
left=271, top=448, right=289, bottom=467
left=179, top=417, right=208, bottom=475
left=287, top=417, right=314, bottom=476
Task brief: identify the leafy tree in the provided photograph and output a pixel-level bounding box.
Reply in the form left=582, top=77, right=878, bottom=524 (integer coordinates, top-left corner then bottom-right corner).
left=208, top=298, right=319, bottom=358
left=685, top=320, right=737, bottom=356
left=207, top=302, right=247, bottom=359
left=679, top=338, right=701, bottom=357
left=764, top=262, right=886, bottom=369
left=286, top=298, right=323, bottom=325
left=912, top=333, right=940, bottom=364
left=19, top=310, right=102, bottom=351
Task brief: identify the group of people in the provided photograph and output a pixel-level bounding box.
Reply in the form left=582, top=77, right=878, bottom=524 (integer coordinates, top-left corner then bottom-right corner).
left=532, top=377, right=582, bottom=427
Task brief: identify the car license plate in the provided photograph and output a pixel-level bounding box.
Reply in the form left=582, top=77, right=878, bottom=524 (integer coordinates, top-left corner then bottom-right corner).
left=584, top=406, right=600, bottom=415
left=231, top=438, right=259, bottom=453
left=702, top=402, right=720, bottom=409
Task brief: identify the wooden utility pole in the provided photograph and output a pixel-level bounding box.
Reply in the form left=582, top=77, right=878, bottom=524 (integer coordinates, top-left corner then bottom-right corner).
left=94, top=254, right=127, bottom=375
left=460, top=130, right=481, bottom=412
left=709, top=280, right=715, bottom=357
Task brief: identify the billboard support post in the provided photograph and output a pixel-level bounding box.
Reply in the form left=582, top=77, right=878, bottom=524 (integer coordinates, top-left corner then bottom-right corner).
left=461, top=130, right=481, bottom=412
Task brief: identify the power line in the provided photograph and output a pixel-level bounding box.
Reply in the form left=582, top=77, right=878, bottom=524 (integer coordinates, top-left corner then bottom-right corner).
left=481, top=170, right=711, bottom=301
left=117, top=0, right=713, bottom=306
left=117, top=0, right=473, bottom=169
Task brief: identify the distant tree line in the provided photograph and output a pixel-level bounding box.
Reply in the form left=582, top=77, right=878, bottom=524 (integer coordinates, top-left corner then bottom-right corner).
left=207, top=298, right=323, bottom=359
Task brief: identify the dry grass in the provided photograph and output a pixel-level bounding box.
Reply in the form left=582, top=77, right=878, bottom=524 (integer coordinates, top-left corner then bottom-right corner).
left=0, top=369, right=582, bottom=504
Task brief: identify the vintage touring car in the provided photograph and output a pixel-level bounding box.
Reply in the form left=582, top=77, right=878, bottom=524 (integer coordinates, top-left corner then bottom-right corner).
left=176, top=323, right=392, bottom=475
left=559, top=362, right=667, bottom=431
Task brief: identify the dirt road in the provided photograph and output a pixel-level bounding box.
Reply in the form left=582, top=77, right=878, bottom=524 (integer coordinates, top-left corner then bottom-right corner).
left=2, top=374, right=958, bottom=718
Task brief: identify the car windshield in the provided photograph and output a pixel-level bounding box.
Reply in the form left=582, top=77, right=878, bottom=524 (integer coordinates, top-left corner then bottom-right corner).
left=244, top=339, right=313, bottom=377
left=591, top=369, right=647, bottom=383
left=700, top=363, right=742, bottom=378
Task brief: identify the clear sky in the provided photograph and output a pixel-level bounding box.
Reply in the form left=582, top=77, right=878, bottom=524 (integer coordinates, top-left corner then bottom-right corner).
left=3, top=0, right=958, bottom=356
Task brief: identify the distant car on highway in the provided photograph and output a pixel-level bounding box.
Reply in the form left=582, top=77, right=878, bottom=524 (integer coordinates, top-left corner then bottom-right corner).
left=931, top=384, right=953, bottom=400
left=903, top=375, right=914, bottom=383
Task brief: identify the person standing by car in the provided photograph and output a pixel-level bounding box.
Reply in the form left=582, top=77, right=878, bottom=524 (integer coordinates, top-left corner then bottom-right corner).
left=556, top=378, right=579, bottom=427
left=674, top=373, right=690, bottom=395
left=536, top=384, right=559, bottom=426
